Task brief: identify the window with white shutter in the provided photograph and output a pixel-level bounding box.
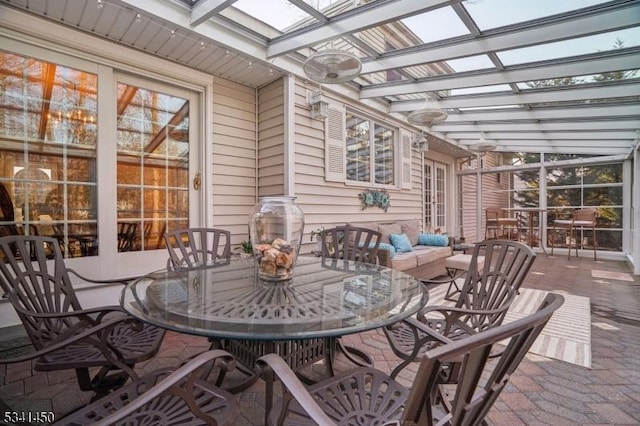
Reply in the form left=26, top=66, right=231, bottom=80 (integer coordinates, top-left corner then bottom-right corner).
left=324, top=106, right=411, bottom=190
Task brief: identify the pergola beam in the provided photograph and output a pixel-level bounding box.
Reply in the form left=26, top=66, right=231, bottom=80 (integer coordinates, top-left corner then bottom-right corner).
left=441, top=104, right=639, bottom=122
left=444, top=106, right=639, bottom=125
left=477, top=145, right=631, bottom=155
left=433, top=120, right=640, bottom=133
left=361, top=1, right=640, bottom=74
left=190, top=0, right=237, bottom=27
left=266, top=0, right=451, bottom=58
left=390, top=80, right=640, bottom=111
left=361, top=48, right=640, bottom=98
left=446, top=131, right=637, bottom=140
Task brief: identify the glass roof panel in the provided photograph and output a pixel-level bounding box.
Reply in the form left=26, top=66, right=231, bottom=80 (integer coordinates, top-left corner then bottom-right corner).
left=311, top=37, right=372, bottom=59
left=498, top=28, right=640, bottom=66
left=464, top=0, right=609, bottom=31
left=400, top=6, right=469, bottom=46
left=517, top=69, right=640, bottom=89
left=446, top=55, right=496, bottom=73
left=228, top=0, right=315, bottom=33
left=307, top=0, right=374, bottom=18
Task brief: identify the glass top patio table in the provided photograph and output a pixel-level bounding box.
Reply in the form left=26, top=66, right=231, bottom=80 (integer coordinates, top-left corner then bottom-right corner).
left=120, top=256, right=427, bottom=341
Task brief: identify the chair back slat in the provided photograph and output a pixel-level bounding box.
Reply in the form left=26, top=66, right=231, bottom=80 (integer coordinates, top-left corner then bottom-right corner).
left=164, top=228, right=231, bottom=270
left=319, top=225, right=382, bottom=264
left=0, top=235, right=81, bottom=349
left=456, top=240, right=536, bottom=331
left=403, top=293, right=564, bottom=425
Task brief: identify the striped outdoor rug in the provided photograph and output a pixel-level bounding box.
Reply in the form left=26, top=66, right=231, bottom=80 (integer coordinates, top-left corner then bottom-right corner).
left=427, top=285, right=592, bottom=369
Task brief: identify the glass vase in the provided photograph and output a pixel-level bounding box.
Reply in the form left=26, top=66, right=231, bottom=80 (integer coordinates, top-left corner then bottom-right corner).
left=249, top=196, right=305, bottom=282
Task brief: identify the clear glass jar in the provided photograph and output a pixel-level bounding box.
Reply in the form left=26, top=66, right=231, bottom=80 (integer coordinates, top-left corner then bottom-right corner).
left=249, top=196, right=305, bottom=282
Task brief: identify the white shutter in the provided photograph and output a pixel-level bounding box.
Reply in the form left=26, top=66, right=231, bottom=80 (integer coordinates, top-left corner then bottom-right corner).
left=401, top=130, right=412, bottom=189
left=324, top=101, right=345, bottom=183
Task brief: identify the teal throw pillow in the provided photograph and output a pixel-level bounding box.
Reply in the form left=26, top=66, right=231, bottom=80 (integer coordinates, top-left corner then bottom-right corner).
left=418, top=233, right=449, bottom=247
left=357, top=242, right=396, bottom=259
left=389, top=233, right=413, bottom=253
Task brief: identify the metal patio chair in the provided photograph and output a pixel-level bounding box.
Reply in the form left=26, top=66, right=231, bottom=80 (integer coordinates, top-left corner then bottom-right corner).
left=318, top=224, right=383, bottom=367
left=2, top=348, right=239, bottom=426
left=164, top=227, right=232, bottom=270
left=485, top=207, right=520, bottom=240
left=319, top=224, right=382, bottom=265
left=0, top=235, right=165, bottom=397
left=550, top=208, right=598, bottom=260
left=384, top=239, right=536, bottom=378
left=258, top=292, right=563, bottom=425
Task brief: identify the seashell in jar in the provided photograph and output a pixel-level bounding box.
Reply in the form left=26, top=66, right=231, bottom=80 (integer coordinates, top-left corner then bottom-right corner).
left=265, top=248, right=280, bottom=260
left=271, top=238, right=288, bottom=250
left=259, top=259, right=277, bottom=275
left=254, top=243, right=272, bottom=253
left=275, top=252, right=292, bottom=268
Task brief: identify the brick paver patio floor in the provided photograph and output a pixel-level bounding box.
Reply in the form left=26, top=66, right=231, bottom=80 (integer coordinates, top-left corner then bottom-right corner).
left=2, top=253, right=640, bottom=425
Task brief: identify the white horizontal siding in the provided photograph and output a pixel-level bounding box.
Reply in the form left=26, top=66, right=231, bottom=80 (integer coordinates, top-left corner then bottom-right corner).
left=212, top=76, right=256, bottom=246
left=258, top=78, right=285, bottom=198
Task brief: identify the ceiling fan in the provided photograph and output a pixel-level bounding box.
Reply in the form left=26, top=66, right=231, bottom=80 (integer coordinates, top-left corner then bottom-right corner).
left=407, top=96, right=448, bottom=127
left=303, top=49, right=362, bottom=84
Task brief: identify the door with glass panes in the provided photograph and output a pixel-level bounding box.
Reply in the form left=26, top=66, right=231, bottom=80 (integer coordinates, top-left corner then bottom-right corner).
left=424, top=161, right=447, bottom=233
left=115, top=74, right=201, bottom=261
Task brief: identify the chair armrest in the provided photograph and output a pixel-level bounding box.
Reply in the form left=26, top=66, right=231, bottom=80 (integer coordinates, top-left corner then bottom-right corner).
left=0, top=315, right=141, bottom=377
left=92, top=350, right=236, bottom=426
left=257, top=353, right=336, bottom=425
left=67, top=268, right=141, bottom=285
left=10, top=303, right=125, bottom=322
left=402, top=316, right=453, bottom=346
left=417, top=299, right=514, bottom=336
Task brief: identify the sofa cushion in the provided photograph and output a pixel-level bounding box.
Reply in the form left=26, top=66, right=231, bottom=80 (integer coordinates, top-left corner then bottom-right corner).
left=358, top=241, right=396, bottom=259
left=418, top=233, right=449, bottom=247
left=400, top=219, right=421, bottom=246
left=389, top=233, right=413, bottom=253
left=378, top=222, right=402, bottom=244
left=413, top=245, right=452, bottom=265
left=390, top=252, right=418, bottom=271
left=378, top=242, right=396, bottom=259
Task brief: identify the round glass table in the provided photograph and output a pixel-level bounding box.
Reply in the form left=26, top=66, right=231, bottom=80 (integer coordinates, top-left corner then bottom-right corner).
left=121, top=255, right=427, bottom=414
left=121, top=256, right=427, bottom=341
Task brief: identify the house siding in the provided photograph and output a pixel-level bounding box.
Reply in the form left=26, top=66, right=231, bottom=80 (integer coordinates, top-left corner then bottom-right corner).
left=258, top=78, right=285, bottom=198
left=212, top=76, right=257, bottom=246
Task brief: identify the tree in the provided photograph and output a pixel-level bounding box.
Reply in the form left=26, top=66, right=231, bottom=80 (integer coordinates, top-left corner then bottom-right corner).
left=511, top=40, right=631, bottom=251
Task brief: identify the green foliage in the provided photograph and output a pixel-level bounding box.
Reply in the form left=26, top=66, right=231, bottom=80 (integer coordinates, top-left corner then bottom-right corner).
left=514, top=39, right=629, bottom=250
left=237, top=240, right=252, bottom=254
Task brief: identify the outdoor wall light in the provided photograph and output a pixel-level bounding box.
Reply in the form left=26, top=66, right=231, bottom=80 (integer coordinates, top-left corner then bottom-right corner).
left=412, top=132, right=429, bottom=153
left=307, top=90, right=329, bottom=120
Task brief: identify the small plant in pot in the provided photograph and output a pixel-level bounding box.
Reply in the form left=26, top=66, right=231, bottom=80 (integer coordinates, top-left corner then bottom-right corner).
left=235, top=240, right=253, bottom=258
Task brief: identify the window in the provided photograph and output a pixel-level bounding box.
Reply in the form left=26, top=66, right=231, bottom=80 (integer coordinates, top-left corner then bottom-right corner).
left=0, top=45, right=200, bottom=273
left=345, top=112, right=395, bottom=186
left=0, top=50, right=98, bottom=257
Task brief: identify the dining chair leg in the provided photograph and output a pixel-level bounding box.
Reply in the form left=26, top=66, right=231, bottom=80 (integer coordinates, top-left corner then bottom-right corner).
left=567, top=226, right=573, bottom=260
left=592, top=225, right=597, bottom=261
